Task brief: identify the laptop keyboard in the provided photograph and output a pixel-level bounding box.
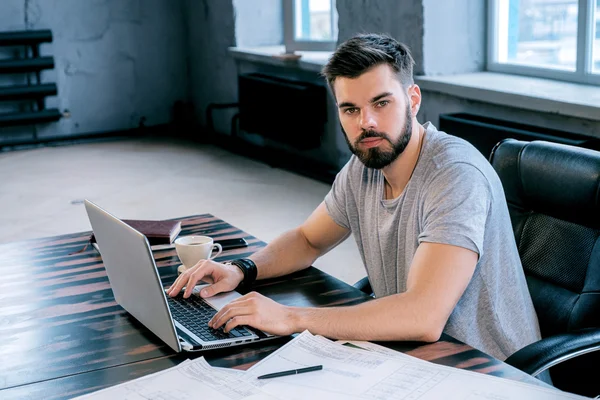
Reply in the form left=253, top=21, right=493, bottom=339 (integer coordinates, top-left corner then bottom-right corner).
left=167, top=295, right=253, bottom=342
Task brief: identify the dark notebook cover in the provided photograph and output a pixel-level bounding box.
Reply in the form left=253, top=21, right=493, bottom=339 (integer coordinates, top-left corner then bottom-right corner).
left=91, top=219, right=182, bottom=245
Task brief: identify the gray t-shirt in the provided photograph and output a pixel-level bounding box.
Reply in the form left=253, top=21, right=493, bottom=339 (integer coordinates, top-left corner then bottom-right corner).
left=324, top=122, right=541, bottom=360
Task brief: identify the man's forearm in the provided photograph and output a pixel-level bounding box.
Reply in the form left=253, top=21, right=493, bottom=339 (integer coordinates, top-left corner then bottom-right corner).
left=290, top=293, right=444, bottom=343
left=249, top=228, right=320, bottom=280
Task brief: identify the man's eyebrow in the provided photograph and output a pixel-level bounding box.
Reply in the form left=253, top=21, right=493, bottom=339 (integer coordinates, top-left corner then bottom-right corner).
left=338, top=101, right=355, bottom=109
left=338, top=92, right=393, bottom=109
left=370, top=92, right=392, bottom=103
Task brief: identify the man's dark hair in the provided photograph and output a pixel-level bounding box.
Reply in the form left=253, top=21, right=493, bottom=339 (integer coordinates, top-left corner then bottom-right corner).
left=322, top=33, right=415, bottom=89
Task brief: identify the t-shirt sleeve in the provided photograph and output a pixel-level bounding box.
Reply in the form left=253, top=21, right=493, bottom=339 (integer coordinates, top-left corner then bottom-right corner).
left=418, top=163, right=492, bottom=258
left=324, top=160, right=353, bottom=230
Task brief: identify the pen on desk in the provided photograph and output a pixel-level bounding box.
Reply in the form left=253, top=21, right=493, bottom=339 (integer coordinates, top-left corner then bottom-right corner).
left=256, top=365, right=323, bottom=380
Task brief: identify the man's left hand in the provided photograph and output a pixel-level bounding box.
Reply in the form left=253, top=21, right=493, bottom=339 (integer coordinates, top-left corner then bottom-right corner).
left=208, top=292, right=298, bottom=336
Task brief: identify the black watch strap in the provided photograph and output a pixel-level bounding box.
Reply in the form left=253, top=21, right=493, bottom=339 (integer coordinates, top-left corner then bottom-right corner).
left=229, top=258, right=257, bottom=291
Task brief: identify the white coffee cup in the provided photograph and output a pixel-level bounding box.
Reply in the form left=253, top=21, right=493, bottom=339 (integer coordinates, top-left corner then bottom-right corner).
left=174, top=235, right=223, bottom=268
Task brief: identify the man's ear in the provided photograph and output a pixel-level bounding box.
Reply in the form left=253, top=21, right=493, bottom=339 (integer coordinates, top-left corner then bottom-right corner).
left=408, top=84, right=422, bottom=116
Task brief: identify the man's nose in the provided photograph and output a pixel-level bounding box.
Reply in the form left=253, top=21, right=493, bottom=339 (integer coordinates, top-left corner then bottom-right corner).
left=359, top=110, right=377, bottom=131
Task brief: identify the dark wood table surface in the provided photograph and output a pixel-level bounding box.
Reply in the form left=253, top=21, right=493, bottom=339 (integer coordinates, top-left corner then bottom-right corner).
left=0, top=214, right=546, bottom=399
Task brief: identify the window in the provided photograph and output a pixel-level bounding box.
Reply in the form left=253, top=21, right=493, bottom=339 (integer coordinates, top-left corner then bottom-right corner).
left=283, top=0, right=338, bottom=53
left=595, top=0, right=600, bottom=72
left=488, top=0, right=600, bottom=85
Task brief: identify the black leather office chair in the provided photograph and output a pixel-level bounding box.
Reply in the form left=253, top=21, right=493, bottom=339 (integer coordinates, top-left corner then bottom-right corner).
left=489, top=139, right=600, bottom=397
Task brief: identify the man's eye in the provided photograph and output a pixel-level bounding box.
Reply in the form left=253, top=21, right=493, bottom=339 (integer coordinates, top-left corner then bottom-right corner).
left=376, top=100, right=389, bottom=108
left=344, top=108, right=357, bottom=115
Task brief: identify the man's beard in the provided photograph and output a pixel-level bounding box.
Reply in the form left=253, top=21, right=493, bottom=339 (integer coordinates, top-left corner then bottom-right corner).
left=343, top=105, right=412, bottom=170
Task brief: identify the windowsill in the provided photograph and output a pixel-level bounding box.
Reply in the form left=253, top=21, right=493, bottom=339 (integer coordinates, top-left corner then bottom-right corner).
left=415, top=72, right=600, bottom=122
left=229, top=45, right=331, bottom=73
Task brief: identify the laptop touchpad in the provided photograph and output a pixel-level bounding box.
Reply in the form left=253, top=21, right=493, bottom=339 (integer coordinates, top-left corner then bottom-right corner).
left=192, top=284, right=242, bottom=311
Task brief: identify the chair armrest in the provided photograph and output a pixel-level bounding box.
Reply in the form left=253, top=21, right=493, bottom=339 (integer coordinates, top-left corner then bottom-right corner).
left=504, top=328, right=600, bottom=377
left=353, top=276, right=373, bottom=295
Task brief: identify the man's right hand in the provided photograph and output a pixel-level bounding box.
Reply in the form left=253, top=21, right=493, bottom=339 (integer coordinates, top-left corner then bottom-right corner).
left=167, top=259, right=244, bottom=299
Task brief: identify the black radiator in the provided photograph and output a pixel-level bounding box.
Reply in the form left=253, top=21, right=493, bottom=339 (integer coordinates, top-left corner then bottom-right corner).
left=439, top=113, right=600, bottom=158
left=0, top=29, right=61, bottom=132
left=238, top=73, right=326, bottom=150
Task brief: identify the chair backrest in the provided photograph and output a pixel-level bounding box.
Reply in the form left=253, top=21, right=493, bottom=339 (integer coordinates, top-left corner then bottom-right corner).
left=489, top=139, right=600, bottom=339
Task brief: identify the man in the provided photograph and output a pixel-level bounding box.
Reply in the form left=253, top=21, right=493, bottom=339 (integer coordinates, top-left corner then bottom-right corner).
left=168, top=34, right=541, bottom=362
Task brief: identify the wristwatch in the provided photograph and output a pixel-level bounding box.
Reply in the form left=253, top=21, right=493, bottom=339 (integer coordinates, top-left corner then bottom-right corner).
left=226, top=258, right=257, bottom=291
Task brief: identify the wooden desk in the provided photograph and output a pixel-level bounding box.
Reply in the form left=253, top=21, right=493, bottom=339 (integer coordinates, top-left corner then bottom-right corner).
left=0, top=214, right=543, bottom=399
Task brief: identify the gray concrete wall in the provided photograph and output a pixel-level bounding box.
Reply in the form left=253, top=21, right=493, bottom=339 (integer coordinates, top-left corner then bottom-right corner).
left=422, top=0, right=486, bottom=75
left=0, top=0, right=189, bottom=142
left=0, top=0, right=24, bottom=31
left=183, top=0, right=237, bottom=136
left=336, top=0, right=425, bottom=75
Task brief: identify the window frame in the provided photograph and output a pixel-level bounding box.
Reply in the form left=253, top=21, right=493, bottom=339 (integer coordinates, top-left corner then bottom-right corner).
left=283, top=0, right=337, bottom=53
left=487, top=0, right=600, bottom=85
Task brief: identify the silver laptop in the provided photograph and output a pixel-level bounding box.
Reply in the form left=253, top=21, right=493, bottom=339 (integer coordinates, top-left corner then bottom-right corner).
left=84, top=200, right=276, bottom=352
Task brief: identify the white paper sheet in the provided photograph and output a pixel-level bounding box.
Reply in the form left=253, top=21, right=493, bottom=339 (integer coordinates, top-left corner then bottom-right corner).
left=246, top=331, right=588, bottom=400
left=74, top=357, right=278, bottom=400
